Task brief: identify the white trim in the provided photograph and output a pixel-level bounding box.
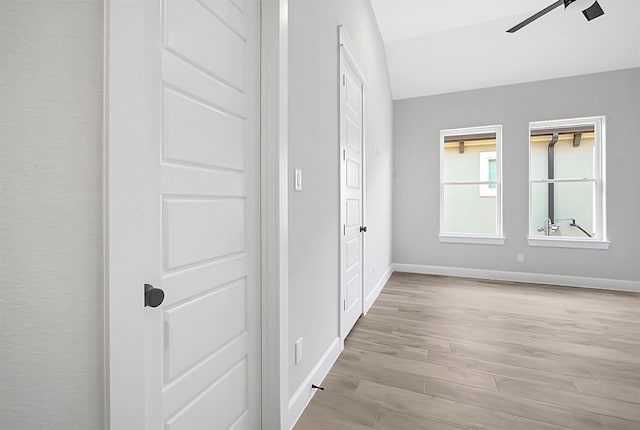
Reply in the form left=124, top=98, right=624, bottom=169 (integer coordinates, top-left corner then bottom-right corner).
left=361, top=87, right=368, bottom=323
left=364, top=266, right=392, bottom=314
left=391, top=263, right=639, bottom=293
left=261, top=0, right=289, bottom=428
left=443, top=181, right=499, bottom=186
left=440, top=124, right=503, bottom=239
left=600, top=117, right=607, bottom=245
left=438, top=234, right=506, bottom=245
left=527, top=237, right=611, bottom=249
left=529, top=116, right=606, bottom=131
left=286, top=338, right=342, bottom=430
left=359, top=49, right=368, bottom=338
left=106, top=0, right=148, bottom=426
left=338, top=26, right=366, bottom=85
left=528, top=116, right=607, bottom=244
left=339, top=25, right=366, bottom=343
left=531, top=178, right=596, bottom=184
left=102, top=2, right=111, bottom=428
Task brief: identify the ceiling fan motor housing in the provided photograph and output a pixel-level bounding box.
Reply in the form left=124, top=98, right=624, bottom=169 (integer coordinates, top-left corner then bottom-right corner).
left=582, top=1, right=605, bottom=21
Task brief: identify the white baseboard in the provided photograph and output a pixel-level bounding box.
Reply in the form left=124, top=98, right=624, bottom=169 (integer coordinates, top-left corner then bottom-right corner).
left=286, top=337, right=341, bottom=430
left=364, top=266, right=393, bottom=314
left=391, top=263, right=640, bottom=293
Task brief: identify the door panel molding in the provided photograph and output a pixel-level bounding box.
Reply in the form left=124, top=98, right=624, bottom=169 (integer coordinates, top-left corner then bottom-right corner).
left=106, top=0, right=289, bottom=428
left=339, top=25, right=366, bottom=343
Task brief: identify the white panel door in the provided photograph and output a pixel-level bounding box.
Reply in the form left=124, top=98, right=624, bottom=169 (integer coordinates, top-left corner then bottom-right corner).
left=340, top=55, right=365, bottom=338
left=143, top=0, right=261, bottom=428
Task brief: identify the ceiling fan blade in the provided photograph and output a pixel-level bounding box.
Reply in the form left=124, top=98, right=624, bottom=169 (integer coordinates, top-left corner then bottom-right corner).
left=507, top=0, right=564, bottom=33
left=582, top=1, right=604, bottom=21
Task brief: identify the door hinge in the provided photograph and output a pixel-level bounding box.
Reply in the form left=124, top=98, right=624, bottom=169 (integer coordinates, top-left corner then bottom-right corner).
left=343, top=149, right=346, bottom=161
left=343, top=224, right=346, bottom=235
left=343, top=299, right=346, bottom=310
left=342, top=75, right=346, bottom=86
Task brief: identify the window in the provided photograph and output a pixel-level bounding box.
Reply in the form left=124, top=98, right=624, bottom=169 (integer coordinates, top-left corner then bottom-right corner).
left=528, top=116, right=609, bottom=249
left=439, top=125, right=504, bottom=245
left=479, top=151, right=497, bottom=196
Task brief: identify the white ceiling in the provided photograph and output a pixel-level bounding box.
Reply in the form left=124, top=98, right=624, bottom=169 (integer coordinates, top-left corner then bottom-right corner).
left=370, top=0, right=640, bottom=99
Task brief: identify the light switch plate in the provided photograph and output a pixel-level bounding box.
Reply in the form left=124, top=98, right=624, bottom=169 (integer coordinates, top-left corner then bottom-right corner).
left=295, top=337, right=303, bottom=364
left=294, top=168, right=302, bottom=191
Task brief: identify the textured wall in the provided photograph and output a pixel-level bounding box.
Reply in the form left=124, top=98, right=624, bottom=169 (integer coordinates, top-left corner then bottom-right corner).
left=393, top=68, right=640, bottom=283
left=0, top=1, right=105, bottom=429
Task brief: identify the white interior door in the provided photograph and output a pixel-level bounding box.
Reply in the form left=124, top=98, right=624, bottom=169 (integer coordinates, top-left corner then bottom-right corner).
left=142, top=0, right=261, bottom=428
left=340, top=51, right=365, bottom=339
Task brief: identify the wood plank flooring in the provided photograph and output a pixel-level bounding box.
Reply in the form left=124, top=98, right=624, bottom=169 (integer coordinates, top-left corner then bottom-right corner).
left=294, top=272, right=640, bottom=430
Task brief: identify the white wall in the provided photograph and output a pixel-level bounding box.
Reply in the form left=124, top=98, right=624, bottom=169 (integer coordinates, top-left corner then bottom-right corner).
left=380, top=1, right=640, bottom=99
left=287, top=0, right=393, bottom=417
left=0, top=1, right=105, bottom=429
left=393, top=68, right=640, bottom=284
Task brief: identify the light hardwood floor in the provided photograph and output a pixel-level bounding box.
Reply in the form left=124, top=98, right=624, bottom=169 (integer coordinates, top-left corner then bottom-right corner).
left=294, top=272, right=640, bottom=430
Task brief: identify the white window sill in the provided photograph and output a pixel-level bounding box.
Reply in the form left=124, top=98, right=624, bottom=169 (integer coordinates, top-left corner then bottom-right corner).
left=439, top=234, right=506, bottom=245
left=527, top=237, right=611, bottom=250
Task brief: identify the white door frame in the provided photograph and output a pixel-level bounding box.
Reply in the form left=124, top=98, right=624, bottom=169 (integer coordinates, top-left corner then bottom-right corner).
left=104, top=0, right=289, bottom=428
left=260, top=0, right=289, bottom=428
left=338, top=25, right=366, bottom=345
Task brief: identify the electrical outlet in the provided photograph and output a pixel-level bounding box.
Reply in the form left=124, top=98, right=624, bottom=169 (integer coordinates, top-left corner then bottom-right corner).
left=517, top=253, right=525, bottom=263
left=295, top=338, right=303, bottom=365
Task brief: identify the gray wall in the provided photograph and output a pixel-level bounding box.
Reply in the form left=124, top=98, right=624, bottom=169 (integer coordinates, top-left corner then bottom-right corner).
left=0, top=1, right=105, bottom=429
left=288, top=0, right=393, bottom=395
left=393, top=68, right=640, bottom=282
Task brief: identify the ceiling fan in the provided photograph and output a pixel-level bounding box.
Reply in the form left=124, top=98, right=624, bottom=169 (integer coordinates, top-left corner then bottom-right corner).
left=506, top=0, right=605, bottom=33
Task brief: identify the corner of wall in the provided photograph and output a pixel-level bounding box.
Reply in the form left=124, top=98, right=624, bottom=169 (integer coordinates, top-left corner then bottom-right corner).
left=285, top=337, right=341, bottom=430
left=391, top=263, right=640, bottom=292
left=364, top=265, right=393, bottom=314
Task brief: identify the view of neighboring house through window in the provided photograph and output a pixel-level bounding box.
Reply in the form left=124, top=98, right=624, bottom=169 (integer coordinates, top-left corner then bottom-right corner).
left=528, top=116, right=609, bottom=249
left=479, top=151, right=497, bottom=196
left=439, top=125, right=504, bottom=244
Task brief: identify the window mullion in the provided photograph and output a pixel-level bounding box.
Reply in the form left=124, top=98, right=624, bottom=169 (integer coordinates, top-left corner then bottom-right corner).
left=443, top=181, right=499, bottom=186
left=530, top=178, right=596, bottom=184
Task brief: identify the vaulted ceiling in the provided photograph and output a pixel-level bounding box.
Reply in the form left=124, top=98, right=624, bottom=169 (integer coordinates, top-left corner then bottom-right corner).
left=369, top=0, right=640, bottom=99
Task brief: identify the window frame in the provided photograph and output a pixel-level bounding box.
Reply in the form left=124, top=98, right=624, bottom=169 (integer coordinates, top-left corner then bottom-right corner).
left=439, top=124, right=504, bottom=245
left=527, top=116, right=609, bottom=249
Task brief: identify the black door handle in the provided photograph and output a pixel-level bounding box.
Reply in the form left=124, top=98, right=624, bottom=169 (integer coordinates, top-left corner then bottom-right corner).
left=360, top=226, right=367, bottom=233
left=144, top=284, right=165, bottom=307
